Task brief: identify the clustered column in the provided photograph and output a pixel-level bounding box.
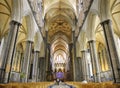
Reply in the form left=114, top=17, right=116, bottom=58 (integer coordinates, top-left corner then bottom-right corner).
left=88, top=40, right=101, bottom=82
left=72, top=31, right=77, bottom=81
left=32, top=51, right=39, bottom=82
left=78, top=57, right=84, bottom=81
left=1, top=21, right=21, bottom=83
left=101, top=19, right=120, bottom=83
left=47, top=44, right=52, bottom=72
left=76, top=57, right=83, bottom=81
left=38, top=57, right=46, bottom=81
left=22, top=40, right=33, bottom=82
left=81, top=50, right=89, bottom=81
left=69, top=44, right=74, bottom=81
left=45, top=31, right=48, bottom=75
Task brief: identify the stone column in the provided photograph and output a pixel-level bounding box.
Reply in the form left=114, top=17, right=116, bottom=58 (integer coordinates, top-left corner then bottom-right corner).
left=1, top=21, right=21, bottom=83
left=38, top=57, right=45, bottom=81
left=81, top=50, right=89, bottom=81
left=75, top=57, right=81, bottom=81
left=0, top=37, right=5, bottom=67
left=47, top=44, right=51, bottom=71
left=22, top=40, right=33, bottom=82
left=72, top=31, right=77, bottom=81
left=76, top=57, right=82, bottom=81
left=37, top=58, right=39, bottom=81
left=101, top=19, right=120, bottom=83
left=41, top=58, right=46, bottom=81
left=45, top=31, right=48, bottom=71
left=0, top=37, right=7, bottom=83
left=32, top=51, right=39, bottom=82
left=78, top=57, right=84, bottom=81
left=88, top=40, right=101, bottom=82
left=0, top=36, right=7, bottom=68
left=38, top=57, right=43, bottom=81
left=69, top=44, right=74, bottom=81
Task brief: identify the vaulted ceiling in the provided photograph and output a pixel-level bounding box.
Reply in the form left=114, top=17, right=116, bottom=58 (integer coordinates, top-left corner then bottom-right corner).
left=0, top=0, right=94, bottom=70
left=0, top=0, right=12, bottom=40
left=1, top=0, right=120, bottom=71
left=43, top=0, right=77, bottom=66
left=43, top=0, right=77, bottom=43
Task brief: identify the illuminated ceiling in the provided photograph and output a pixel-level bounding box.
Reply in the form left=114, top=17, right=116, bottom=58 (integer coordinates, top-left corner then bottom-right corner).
left=0, top=0, right=120, bottom=71
left=28, top=0, right=93, bottom=70
left=44, top=0, right=76, bottom=43
left=0, top=0, right=93, bottom=71
left=48, top=18, right=72, bottom=42
left=43, top=0, right=77, bottom=69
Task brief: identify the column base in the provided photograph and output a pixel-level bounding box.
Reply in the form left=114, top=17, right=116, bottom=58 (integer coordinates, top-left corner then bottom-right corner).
left=114, top=78, right=120, bottom=83
left=4, top=72, right=9, bottom=83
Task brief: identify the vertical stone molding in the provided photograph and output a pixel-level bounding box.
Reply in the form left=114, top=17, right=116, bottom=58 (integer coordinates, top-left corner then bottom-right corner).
left=76, top=57, right=83, bottom=81
left=22, top=40, right=33, bottom=82
left=41, top=58, right=46, bottom=81
left=101, top=19, right=120, bottom=83
left=78, top=57, right=84, bottom=81
left=81, top=50, right=89, bottom=81
left=39, top=58, right=43, bottom=81
left=45, top=31, right=48, bottom=71
left=88, top=40, right=101, bottom=82
left=0, top=37, right=5, bottom=66
left=32, top=51, right=39, bottom=82
left=38, top=57, right=46, bottom=82
left=1, top=21, right=21, bottom=83
left=69, top=44, right=74, bottom=81
left=75, top=57, right=81, bottom=81
left=72, top=31, right=77, bottom=81
left=0, top=36, right=7, bottom=68
left=47, top=45, right=51, bottom=71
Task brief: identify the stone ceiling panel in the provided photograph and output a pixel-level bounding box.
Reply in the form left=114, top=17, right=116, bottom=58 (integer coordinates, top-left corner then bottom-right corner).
left=48, top=18, right=72, bottom=42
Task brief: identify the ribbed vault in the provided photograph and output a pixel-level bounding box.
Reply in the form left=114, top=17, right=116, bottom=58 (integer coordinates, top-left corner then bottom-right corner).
left=44, top=0, right=76, bottom=71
